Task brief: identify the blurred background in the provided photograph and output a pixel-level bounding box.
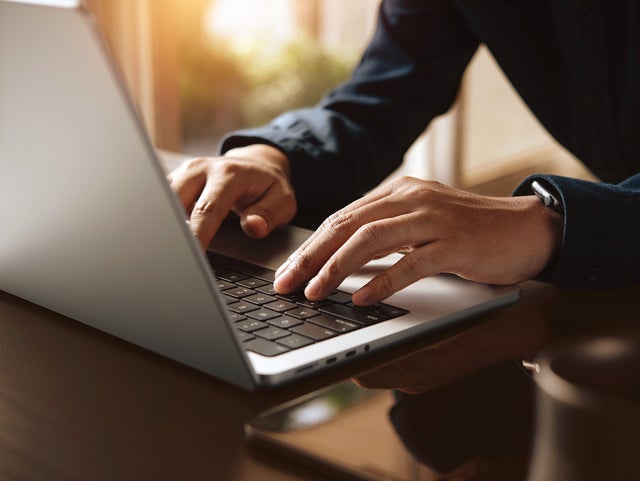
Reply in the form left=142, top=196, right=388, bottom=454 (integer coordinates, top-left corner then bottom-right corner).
left=84, top=0, right=594, bottom=194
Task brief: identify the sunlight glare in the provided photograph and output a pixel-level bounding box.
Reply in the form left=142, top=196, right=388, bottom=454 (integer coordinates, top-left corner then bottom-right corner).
left=205, top=0, right=295, bottom=54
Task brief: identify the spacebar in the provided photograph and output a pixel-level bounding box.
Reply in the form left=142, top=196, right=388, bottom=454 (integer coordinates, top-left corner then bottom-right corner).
left=318, top=304, right=387, bottom=326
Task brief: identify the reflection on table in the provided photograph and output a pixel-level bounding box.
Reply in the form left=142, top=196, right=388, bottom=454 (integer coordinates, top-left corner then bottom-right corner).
left=247, top=298, right=640, bottom=481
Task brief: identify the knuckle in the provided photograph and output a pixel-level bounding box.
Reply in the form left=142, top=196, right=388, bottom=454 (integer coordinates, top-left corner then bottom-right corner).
left=193, top=199, right=216, bottom=217
left=397, top=175, right=415, bottom=184
left=289, top=250, right=315, bottom=273
left=355, top=222, right=382, bottom=245
left=215, top=158, right=242, bottom=177
left=388, top=176, right=430, bottom=199
left=323, top=258, right=342, bottom=279
left=322, top=210, right=354, bottom=237
left=375, top=271, right=396, bottom=295
left=401, top=253, right=428, bottom=279
left=182, top=157, right=208, bottom=172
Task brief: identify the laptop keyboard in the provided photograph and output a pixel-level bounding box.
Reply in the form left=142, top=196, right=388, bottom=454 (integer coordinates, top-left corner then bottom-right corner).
left=208, top=252, right=409, bottom=357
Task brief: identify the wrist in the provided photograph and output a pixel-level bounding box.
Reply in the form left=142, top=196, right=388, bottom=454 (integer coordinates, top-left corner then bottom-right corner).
left=524, top=194, right=564, bottom=276
left=224, top=144, right=291, bottom=180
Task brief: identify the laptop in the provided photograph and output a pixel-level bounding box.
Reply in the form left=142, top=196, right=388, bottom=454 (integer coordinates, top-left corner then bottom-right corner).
left=0, top=0, right=520, bottom=389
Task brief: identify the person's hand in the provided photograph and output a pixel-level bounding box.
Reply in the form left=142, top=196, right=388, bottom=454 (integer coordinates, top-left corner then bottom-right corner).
left=274, top=176, right=563, bottom=305
left=353, top=309, right=550, bottom=394
left=167, top=144, right=296, bottom=249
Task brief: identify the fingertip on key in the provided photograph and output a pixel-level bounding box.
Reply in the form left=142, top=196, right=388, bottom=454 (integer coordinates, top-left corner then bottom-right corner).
left=273, top=270, right=293, bottom=293
left=352, top=289, right=372, bottom=306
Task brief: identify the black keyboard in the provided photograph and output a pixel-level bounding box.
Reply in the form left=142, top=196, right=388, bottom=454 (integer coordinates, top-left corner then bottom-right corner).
left=208, top=252, right=409, bottom=357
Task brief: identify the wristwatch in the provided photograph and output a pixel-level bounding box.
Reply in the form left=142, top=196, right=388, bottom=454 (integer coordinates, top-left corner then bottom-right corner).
left=531, top=180, right=563, bottom=214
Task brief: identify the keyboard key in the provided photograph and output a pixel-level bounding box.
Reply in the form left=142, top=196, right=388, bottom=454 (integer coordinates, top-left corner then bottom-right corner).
left=297, top=298, right=331, bottom=309
left=244, top=293, right=277, bottom=305
left=245, top=338, right=290, bottom=357
left=264, top=300, right=298, bottom=312
left=290, top=323, right=336, bottom=341
left=247, top=309, right=282, bottom=321
left=326, top=291, right=352, bottom=304
left=345, top=302, right=408, bottom=320
left=277, top=334, right=314, bottom=349
left=236, top=319, right=269, bottom=332
left=228, top=312, right=247, bottom=322
left=286, top=307, right=321, bottom=319
left=222, top=294, right=237, bottom=305
left=276, top=292, right=307, bottom=303
left=218, top=271, right=249, bottom=283
left=237, top=277, right=268, bottom=289
left=216, top=279, right=236, bottom=291
left=319, top=303, right=387, bottom=325
left=225, top=287, right=257, bottom=298
left=236, top=331, right=255, bottom=342
left=369, top=304, right=409, bottom=319
left=254, top=326, right=291, bottom=340
left=267, top=315, right=303, bottom=329
left=256, top=285, right=277, bottom=295
left=228, top=301, right=259, bottom=314
left=309, top=314, right=360, bottom=333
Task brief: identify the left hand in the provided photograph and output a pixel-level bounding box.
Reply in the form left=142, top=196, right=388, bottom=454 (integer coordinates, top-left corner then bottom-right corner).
left=273, top=176, right=562, bottom=305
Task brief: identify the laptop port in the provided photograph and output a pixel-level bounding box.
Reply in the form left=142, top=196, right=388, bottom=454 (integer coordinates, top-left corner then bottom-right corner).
left=296, top=363, right=317, bottom=373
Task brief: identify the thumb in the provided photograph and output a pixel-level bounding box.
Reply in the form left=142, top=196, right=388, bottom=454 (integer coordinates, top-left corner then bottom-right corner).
left=241, top=213, right=270, bottom=239
left=239, top=185, right=297, bottom=239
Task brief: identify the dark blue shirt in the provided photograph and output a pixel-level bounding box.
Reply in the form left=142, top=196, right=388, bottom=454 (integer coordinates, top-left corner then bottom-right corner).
left=222, top=0, right=640, bottom=289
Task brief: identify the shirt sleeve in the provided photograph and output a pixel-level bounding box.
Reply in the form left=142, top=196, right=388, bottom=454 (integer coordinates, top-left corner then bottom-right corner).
left=513, top=173, right=640, bottom=288
left=220, top=0, right=479, bottom=228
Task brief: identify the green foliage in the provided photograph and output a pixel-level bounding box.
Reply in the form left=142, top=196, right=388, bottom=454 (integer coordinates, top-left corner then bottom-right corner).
left=239, top=36, right=355, bottom=128
left=179, top=33, right=355, bottom=143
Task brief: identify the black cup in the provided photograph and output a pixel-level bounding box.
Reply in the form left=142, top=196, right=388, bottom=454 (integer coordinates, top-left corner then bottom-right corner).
left=527, top=331, right=640, bottom=481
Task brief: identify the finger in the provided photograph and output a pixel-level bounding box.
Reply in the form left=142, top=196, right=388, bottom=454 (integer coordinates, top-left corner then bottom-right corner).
left=238, top=182, right=297, bottom=239
left=168, top=164, right=207, bottom=213
left=189, top=180, right=239, bottom=249
left=352, top=242, right=448, bottom=305
left=303, top=213, right=433, bottom=300
left=274, top=193, right=409, bottom=293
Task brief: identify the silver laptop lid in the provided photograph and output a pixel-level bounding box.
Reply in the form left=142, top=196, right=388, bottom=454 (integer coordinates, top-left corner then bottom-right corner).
left=0, top=0, right=256, bottom=388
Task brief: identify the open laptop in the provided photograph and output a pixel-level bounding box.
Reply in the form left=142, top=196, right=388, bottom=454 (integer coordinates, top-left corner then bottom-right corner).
left=0, top=0, right=520, bottom=389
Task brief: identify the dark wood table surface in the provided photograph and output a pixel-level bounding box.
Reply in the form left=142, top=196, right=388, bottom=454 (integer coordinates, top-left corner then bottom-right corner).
left=2, top=276, right=638, bottom=481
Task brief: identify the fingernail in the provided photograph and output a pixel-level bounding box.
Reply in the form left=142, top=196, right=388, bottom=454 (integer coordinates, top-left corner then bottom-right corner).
left=244, top=214, right=268, bottom=238
left=274, top=270, right=292, bottom=292
left=305, top=276, right=322, bottom=300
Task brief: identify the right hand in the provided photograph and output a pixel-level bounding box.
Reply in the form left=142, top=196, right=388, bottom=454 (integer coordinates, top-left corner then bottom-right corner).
left=274, top=176, right=563, bottom=305
left=167, top=144, right=297, bottom=249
